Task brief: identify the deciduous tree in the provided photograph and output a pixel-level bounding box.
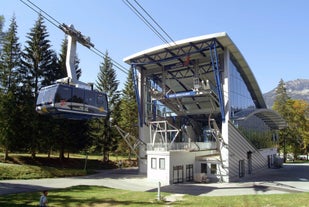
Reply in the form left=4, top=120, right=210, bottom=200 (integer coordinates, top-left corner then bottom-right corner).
left=273, top=79, right=309, bottom=161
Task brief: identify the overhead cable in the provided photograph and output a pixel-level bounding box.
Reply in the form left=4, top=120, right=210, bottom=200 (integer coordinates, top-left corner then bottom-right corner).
left=19, top=0, right=129, bottom=75
left=122, top=0, right=172, bottom=46
left=21, top=0, right=61, bottom=29
left=123, top=0, right=190, bottom=57
left=132, top=0, right=176, bottom=44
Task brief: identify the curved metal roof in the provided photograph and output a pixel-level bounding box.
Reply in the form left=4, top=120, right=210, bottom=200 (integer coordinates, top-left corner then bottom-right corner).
left=124, top=32, right=266, bottom=108
left=233, top=108, right=287, bottom=130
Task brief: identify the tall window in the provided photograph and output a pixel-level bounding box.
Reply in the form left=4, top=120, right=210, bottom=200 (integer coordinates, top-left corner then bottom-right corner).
left=159, top=158, right=165, bottom=170
left=229, top=60, right=255, bottom=116
left=210, top=164, right=217, bottom=174
left=239, top=160, right=245, bottom=177
left=201, top=163, right=207, bottom=173
left=151, top=158, right=157, bottom=169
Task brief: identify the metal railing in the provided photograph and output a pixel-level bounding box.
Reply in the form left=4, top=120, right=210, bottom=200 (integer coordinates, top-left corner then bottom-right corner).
left=147, top=141, right=217, bottom=151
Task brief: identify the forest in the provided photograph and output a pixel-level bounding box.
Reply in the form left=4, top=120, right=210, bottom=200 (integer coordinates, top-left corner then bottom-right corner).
left=0, top=14, right=138, bottom=162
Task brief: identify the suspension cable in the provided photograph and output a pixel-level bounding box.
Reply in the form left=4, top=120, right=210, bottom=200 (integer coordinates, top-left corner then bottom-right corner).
left=132, top=0, right=176, bottom=44
left=20, top=0, right=61, bottom=29
left=19, top=0, right=129, bottom=75
left=122, top=0, right=172, bottom=46
left=123, top=0, right=189, bottom=57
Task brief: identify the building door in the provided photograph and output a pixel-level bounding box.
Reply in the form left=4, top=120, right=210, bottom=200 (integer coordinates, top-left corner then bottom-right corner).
left=186, top=164, right=193, bottom=181
left=173, top=165, right=184, bottom=184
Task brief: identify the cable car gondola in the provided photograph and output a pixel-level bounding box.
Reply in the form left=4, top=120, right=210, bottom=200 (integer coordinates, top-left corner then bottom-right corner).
left=36, top=83, right=108, bottom=119
left=35, top=24, right=108, bottom=120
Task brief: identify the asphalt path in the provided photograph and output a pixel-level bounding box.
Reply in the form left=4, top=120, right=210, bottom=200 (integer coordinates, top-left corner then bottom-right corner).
left=0, top=163, right=308, bottom=197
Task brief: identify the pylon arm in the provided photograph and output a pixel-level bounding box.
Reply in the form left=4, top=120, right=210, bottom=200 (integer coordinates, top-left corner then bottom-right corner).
left=56, top=24, right=94, bottom=89
left=113, top=125, right=146, bottom=160
left=59, top=24, right=94, bottom=48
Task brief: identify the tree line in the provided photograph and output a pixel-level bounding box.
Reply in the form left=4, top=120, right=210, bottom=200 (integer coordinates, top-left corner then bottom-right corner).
left=0, top=14, right=138, bottom=162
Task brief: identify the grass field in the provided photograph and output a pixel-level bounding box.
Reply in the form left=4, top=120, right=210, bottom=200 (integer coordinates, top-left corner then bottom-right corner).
left=1, top=154, right=309, bottom=206
left=0, top=185, right=308, bottom=207
left=0, top=153, right=127, bottom=180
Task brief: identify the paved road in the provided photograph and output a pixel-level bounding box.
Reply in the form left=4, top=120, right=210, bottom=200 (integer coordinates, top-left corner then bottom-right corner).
left=0, top=163, right=308, bottom=197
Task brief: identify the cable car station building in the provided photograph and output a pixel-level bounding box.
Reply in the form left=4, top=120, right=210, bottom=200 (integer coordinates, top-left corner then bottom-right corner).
left=124, top=32, right=286, bottom=184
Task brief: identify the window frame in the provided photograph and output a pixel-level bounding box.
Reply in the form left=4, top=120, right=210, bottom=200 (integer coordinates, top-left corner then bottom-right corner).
left=151, top=158, right=157, bottom=169
left=159, top=158, right=165, bottom=170
left=210, top=163, right=217, bottom=175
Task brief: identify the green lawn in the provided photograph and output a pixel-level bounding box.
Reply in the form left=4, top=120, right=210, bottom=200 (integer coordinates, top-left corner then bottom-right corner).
left=0, top=163, right=87, bottom=179
left=0, top=153, right=125, bottom=180
left=1, top=154, right=308, bottom=206
left=0, top=185, right=308, bottom=207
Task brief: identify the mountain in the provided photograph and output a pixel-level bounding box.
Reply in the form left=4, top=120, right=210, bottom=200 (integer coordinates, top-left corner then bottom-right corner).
left=263, top=79, right=309, bottom=108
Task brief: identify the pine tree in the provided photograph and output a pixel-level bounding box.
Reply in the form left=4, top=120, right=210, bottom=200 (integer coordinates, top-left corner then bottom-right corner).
left=273, top=79, right=290, bottom=117
left=0, top=15, right=5, bottom=52
left=19, top=15, right=58, bottom=158
left=20, top=14, right=58, bottom=93
left=89, top=51, right=120, bottom=162
left=96, top=51, right=120, bottom=108
left=117, top=69, right=138, bottom=159
left=0, top=15, right=20, bottom=92
left=273, top=79, right=291, bottom=162
left=0, top=15, right=22, bottom=160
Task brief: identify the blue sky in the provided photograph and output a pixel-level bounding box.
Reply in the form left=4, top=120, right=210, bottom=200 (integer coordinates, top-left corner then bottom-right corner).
left=1, top=0, right=309, bottom=93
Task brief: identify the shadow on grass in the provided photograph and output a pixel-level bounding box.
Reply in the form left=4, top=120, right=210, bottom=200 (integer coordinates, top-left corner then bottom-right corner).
left=0, top=185, right=160, bottom=207
left=238, top=163, right=309, bottom=182
left=0, top=190, right=39, bottom=207
left=147, top=183, right=281, bottom=196
left=0, top=182, right=54, bottom=195
left=1, top=155, right=117, bottom=170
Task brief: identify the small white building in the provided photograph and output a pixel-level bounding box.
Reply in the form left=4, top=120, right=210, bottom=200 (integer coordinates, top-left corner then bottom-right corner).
left=124, top=32, right=286, bottom=184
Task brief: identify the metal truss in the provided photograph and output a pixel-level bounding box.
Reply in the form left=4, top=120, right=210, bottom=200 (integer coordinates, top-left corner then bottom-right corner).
left=149, top=120, right=181, bottom=149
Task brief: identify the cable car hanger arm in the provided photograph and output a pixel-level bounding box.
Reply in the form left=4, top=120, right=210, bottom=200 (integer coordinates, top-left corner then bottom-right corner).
left=59, top=24, right=94, bottom=48
left=56, top=24, right=94, bottom=89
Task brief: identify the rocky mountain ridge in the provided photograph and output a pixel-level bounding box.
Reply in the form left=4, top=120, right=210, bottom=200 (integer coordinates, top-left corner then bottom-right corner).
left=263, top=79, right=309, bottom=108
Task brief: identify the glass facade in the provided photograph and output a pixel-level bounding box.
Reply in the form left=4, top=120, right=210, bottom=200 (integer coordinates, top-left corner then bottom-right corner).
left=229, top=60, right=255, bottom=117
left=228, top=58, right=276, bottom=149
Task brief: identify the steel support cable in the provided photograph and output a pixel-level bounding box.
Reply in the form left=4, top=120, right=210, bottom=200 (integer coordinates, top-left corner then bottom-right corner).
left=90, top=47, right=129, bottom=75
left=122, top=0, right=171, bottom=46
left=124, top=0, right=191, bottom=65
left=132, top=0, right=176, bottom=44
left=19, top=0, right=130, bottom=75
left=20, top=0, right=60, bottom=29
left=24, top=0, right=62, bottom=26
